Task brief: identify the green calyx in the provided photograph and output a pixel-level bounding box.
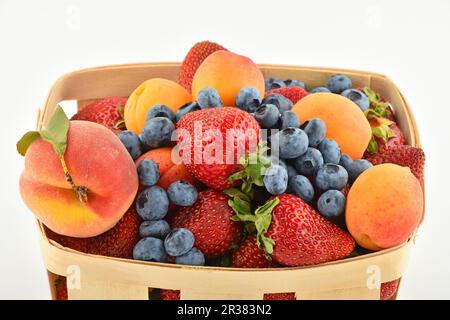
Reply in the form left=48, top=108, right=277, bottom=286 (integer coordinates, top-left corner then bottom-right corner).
left=114, top=103, right=126, bottom=130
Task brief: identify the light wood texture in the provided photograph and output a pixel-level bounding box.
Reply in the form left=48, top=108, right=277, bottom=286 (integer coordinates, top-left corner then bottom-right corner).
left=36, top=62, right=422, bottom=300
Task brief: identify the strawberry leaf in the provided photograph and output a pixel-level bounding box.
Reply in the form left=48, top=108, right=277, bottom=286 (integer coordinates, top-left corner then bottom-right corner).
left=254, top=197, right=280, bottom=256
left=16, top=131, right=40, bottom=156
left=39, top=105, right=70, bottom=157
left=366, top=137, right=378, bottom=154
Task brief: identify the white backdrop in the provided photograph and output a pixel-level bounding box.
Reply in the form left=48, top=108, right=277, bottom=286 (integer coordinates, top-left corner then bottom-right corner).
left=1, top=0, right=449, bottom=299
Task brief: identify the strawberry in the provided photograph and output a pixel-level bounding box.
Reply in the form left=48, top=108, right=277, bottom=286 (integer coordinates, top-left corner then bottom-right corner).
left=266, top=86, right=308, bottom=104
left=46, top=207, right=141, bottom=259
left=365, top=145, right=425, bottom=180
left=264, top=293, right=296, bottom=300
left=380, top=279, right=400, bottom=300
left=376, top=122, right=406, bottom=148
left=231, top=235, right=275, bottom=268
left=160, top=289, right=180, bottom=300
left=178, top=41, right=227, bottom=92
left=176, top=107, right=261, bottom=190
left=55, top=276, right=68, bottom=300
left=71, top=96, right=127, bottom=132
left=169, top=190, right=243, bottom=258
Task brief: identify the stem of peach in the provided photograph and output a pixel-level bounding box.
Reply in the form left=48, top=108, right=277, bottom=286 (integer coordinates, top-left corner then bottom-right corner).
left=59, top=157, right=89, bottom=203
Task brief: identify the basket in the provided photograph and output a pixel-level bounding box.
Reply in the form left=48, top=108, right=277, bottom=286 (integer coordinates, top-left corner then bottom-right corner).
left=35, top=63, right=422, bottom=300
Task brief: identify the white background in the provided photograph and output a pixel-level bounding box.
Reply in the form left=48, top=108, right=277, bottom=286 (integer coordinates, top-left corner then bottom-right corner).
left=0, top=0, right=449, bottom=299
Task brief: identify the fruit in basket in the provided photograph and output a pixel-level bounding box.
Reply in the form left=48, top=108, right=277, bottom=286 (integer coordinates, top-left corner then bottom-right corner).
left=71, top=96, right=127, bottom=132
left=133, top=237, right=167, bottom=262
left=117, top=130, right=143, bottom=160
left=317, top=190, right=346, bottom=219
left=137, top=158, right=160, bottom=187
left=231, top=235, right=275, bottom=268
left=280, top=111, right=300, bottom=129
left=303, top=118, right=326, bottom=147
left=235, top=87, right=262, bottom=113
left=263, top=164, right=288, bottom=195
left=140, top=117, right=175, bottom=149
left=266, top=86, right=308, bottom=104
left=136, top=186, right=169, bottom=221
left=292, top=147, right=324, bottom=176
left=176, top=107, right=261, bottom=190
left=288, top=175, right=315, bottom=202
left=124, top=78, right=191, bottom=134
left=196, top=87, right=223, bottom=108
left=315, top=164, right=348, bottom=191
left=175, top=247, right=205, bottom=266
left=292, top=92, right=372, bottom=159
left=55, top=277, right=68, bottom=300
left=140, top=220, right=170, bottom=239
left=164, top=228, right=195, bottom=256
left=272, top=127, right=308, bottom=159
left=192, top=50, right=265, bottom=106
left=169, top=190, right=243, bottom=258
left=326, top=74, right=352, bottom=93
left=145, top=104, right=176, bottom=122
left=341, top=89, right=370, bottom=112
left=381, top=279, right=400, bottom=300
left=179, top=41, right=227, bottom=92
left=262, top=93, right=293, bottom=112
left=254, top=104, right=280, bottom=129
left=264, top=293, right=296, bottom=300
left=346, top=164, right=424, bottom=250
left=167, top=180, right=198, bottom=206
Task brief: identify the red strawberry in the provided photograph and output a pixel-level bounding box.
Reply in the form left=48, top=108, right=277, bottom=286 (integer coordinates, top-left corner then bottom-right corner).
left=46, top=208, right=141, bottom=259
left=231, top=235, right=275, bottom=268
left=365, top=145, right=425, bottom=180
left=71, top=96, right=127, bottom=133
left=370, top=121, right=406, bottom=149
left=264, top=293, right=296, bottom=300
left=179, top=41, right=227, bottom=92
left=160, top=289, right=180, bottom=300
left=381, top=279, right=400, bottom=300
left=176, top=107, right=261, bottom=190
left=55, top=276, right=68, bottom=300
left=266, top=86, right=308, bottom=104
left=169, top=190, right=243, bottom=258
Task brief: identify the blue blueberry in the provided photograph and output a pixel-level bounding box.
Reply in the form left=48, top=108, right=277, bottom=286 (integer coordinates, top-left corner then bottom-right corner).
left=293, top=147, right=324, bottom=176
left=265, top=77, right=285, bottom=91
left=254, top=104, right=280, bottom=129
left=117, top=130, right=143, bottom=160
left=176, top=247, right=205, bottom=266
left=136, top=186, right=169, bottom=220
left=140, top=117, right=175, bottom=148
left=235, top=87, right=261, bottom=113
left=284, top=79, right=305, bottom=88
left=262, top=94, right=293, bottom=112
left=146, top=104, right=175, bottom=122
left=280, top=111, right=300, bottom=129
left=346, top=159, right=373, bottom=182
left=167, top=180, right=198, bottom=206
left=303, top=118, right=326, bottom=147
left=139, top=220, right=171, bottom=239
left=326, top=74, right=352, bottom=93
left=338, top=153, right=353, bottom=169
left=176, top=102, right=201, bottom=122
left=317, top=190, right=346, bottom=219
left=263, top=164, right=288, bottom=195
left=164, top=228, right=195, bottom=257
left=133, top=237, right=167, bottom=262
left=197, top=87, right=223, bottom=108
left=341, top=89, right=370, bottom=112
left=269, top=155, right=287, bottom=170
left=286, top=164, right=299, bottom=179
left=289, top=175, right=315, bottom=202
left=318, top=138, right=341, bottom=164
left=137, top=158, right=160, bottom=187
left=272, top=127, right=308, bottom=159
left=315, top=164, right=348, bottom=191
left=310, top=87, right=331, bottom=93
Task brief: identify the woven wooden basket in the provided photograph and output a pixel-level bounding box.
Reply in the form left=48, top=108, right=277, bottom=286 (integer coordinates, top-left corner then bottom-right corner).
left=35, top=63, right=422, bottom=300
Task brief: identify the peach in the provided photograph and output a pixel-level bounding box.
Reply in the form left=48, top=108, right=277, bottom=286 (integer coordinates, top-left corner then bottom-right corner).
left=19, top=121, right=139, bottom=238
left=292, top=92, right=372, bottom=159
left=124, top=78, right=191, bottom=134
left=346, top=164, right=424, bottom=250
left=136, top=147, right=197, bottom=190
left=192, top=50, right=265, bottom=106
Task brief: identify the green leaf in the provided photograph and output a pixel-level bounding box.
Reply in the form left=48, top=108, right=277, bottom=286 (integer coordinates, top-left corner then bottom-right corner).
left=253, top=197, right=280, bottom=257
left=366, top=137, right=378, bottom=154
left=16, top=131, right=40, bottom=156
left=39, top=105, right=70, bottom=157
left=223, top=188, right=251, bottom=202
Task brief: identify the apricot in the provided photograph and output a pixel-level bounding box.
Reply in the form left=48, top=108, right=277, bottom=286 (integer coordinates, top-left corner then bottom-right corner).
left=346, top=164, right=423, bottom=250
left=136, top=147, right=197, bottom=190
left=19, top=121, right=139, bottom=238
left=124, top=78, right=191, bottom=134
left=192, top=50, right=265, bottom=106
left=292, top=92, right=372, bottom=159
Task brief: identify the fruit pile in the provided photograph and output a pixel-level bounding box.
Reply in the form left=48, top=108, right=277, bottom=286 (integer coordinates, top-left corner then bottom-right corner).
left=17, top=41, right=425, bottom=301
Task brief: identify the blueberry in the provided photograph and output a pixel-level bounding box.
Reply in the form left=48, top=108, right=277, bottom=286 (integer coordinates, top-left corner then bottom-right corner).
left=310, top=87, right=331, bottom=93
left=284, top=79, right=305, bottom=88
left=136, top=186, right=169, bottom=220
left=339, top=153, right=353, bottom=169
left=117, top=130, right=143, bottom=160
left=176, top=102, right=201, bottom=122
left=137, top=158, right=160, bottom=186
left=280, top=111, right=300, bottom=129
left=133, top=237, right=167, bottom=262
left=269, top=155, right=287, bottom=170
left=176, top=247, right=205, bottom=266
left=254, top=104, right=280, bottom=129
left=263, top=164, right=288, bottom=195
left=262, top=94, right=293, bottom=112
left=139, top=220, right=171, bottom=239
left=315, top=164, right=348, bottom=191
left=265, top=77, right=285, bottom=91
left=140, top=117, right=175, bottom=148
left=303, top=118, right=326, bottom=147
left=318, top=138, right=341, bottom=164
left=272, top=127, right=308, bottom=159
left=346, top=159, right=373, bottom=182
left=286, top=164, right=299, bottom=179
left=317, top=190, right=346, bottom=219
left=235, top=87, right=261, bottom=113
left=164, top=228, right=195, bottom=256
left=293, top=147, right=324, bottom=176
left=326, top=74, right=352, bottom=93
left=146, top=104, right=175, bottom=122
left=197, top=87, right=222, bottom=108
left=289, top=175, right=315, bottom=202
left=341, top=89, right=370, bottom=112
left=167, top=180, right=198, bottom=206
